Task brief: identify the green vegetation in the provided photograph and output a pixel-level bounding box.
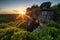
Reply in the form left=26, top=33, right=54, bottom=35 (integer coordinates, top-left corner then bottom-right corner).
left=0, top=20, right=60, bottom=40
left=52, top=3, right=60, bottom=23
left=52, top=3, right=60, bottom=14
left=0, top=3, right=60, bottom=40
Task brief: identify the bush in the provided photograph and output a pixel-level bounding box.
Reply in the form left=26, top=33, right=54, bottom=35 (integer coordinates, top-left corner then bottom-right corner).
left=0, top=29, right=14, bottom=40
left=0, top=23, right=10, bottom=28
left=47, top=21, right=60, bottom=28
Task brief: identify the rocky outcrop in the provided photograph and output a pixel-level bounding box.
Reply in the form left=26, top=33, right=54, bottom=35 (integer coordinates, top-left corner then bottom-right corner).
left=25, top=2, right=54, bottom=32
left=39, top=2, right=54, bottom=23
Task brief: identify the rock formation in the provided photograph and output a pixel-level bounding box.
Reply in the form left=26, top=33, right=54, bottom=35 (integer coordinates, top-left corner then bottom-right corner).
left=25, top=2, right=54, bottom=32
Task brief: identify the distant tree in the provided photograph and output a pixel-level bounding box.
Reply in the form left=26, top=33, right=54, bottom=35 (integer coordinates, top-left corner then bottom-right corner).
left=31, top=5, right=39, bottom=9
left=52, top=3, right=60, bottom=23
left=26, top=5, right=39, bottom=12
left=26, top=8, right=31, bottom=11
left=52, top=3, right=60, bottom=14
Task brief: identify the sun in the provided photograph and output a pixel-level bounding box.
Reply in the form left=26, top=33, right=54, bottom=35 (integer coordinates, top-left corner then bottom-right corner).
left=16, top=10, right=26, bottom=19
left=18, top=11, right=26, bottom=15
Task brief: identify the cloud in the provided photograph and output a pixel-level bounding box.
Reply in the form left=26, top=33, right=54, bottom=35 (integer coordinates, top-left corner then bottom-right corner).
left=0, top=9, right=20, bottom=14
left=0, top=11, right=14, bottom=14
left=12, top=10, right=20, bottom=12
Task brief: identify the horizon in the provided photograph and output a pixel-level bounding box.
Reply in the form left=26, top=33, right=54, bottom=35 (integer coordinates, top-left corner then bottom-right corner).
left=0, top=0, right=60, bottom=14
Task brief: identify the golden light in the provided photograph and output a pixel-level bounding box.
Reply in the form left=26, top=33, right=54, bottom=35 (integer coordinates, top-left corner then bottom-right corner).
left=16, top=10, right=26, bottom=19
left=18, top=11, right=26, bottom=15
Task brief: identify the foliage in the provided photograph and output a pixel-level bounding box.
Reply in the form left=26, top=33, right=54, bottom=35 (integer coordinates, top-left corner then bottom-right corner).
left=28, top=21, right=60, bottom=40
left=47, top=21, right=60, bottom=28
left=52, top=3, right=60, bottom=23
left=0, top=14, right=19, bottom=23
left=0, top=18, right=60, bottom=40
left=52, top=3, right=60, bottom=14
left=31, top=5, right=39, bottom=9
left=0, top=23, right=10, bottom=28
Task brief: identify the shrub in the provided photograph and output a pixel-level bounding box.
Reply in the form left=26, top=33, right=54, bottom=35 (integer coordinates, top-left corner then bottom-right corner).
left=0, top=23, right=10, bottom=28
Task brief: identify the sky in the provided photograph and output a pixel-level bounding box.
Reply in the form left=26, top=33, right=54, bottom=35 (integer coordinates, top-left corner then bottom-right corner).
left=0, top=0, right=60, bottom=14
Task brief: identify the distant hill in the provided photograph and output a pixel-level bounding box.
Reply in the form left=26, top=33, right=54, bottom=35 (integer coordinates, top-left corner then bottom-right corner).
left=0, top=14, right=20, bottom=23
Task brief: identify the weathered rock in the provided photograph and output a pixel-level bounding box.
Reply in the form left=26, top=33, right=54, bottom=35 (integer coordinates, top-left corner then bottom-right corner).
left=39, top=2, right=54, bottom=23
left=25, top=2, right=54, bottom=32
left=40, top=2, right=51, bottom=10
